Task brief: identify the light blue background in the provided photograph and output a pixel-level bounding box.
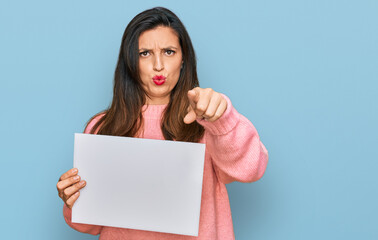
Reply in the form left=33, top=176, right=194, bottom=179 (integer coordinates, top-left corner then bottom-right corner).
left=1, top=0, right=377, bottom=239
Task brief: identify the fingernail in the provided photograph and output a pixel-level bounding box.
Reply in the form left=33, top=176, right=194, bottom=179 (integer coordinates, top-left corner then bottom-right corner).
left=80, top=180, right=86, bottom=186
left=72, top=168, right=78, bottom=173
left=73, top=175, right=80, bottom=181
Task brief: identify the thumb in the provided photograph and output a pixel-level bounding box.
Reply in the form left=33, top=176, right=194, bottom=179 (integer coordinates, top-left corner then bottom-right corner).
left=183, top=107, right=197, bottom=124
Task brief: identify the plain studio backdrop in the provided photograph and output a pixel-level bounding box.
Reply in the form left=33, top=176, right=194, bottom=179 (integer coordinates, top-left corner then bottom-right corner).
left=0, top=0, right=377, bottom=239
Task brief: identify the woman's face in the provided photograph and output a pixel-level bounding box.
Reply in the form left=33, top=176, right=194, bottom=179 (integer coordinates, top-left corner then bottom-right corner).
left=138, top=26, right=183, bottom=105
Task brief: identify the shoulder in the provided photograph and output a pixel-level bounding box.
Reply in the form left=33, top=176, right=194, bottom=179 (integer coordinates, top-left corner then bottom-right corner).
left=84, top=112, right=106, bottom=134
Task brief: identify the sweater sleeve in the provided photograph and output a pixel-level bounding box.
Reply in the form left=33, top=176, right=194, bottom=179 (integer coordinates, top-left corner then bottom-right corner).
left=63, top=204, right=103, bottom=235
left=62, top=114, right=105, bottom=235
left=196, top=94, right=269, bottom=184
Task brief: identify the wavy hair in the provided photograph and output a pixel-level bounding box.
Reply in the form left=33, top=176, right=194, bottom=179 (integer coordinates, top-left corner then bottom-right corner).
left=87, top=7, right=204, bottom=142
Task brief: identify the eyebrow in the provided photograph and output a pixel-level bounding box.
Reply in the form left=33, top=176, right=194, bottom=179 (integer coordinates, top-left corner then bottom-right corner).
left=138, top=46, right=179, bottom=51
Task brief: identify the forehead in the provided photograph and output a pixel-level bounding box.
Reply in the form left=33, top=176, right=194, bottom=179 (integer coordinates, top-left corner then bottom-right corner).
left=138, top=26, right=180, bottom=48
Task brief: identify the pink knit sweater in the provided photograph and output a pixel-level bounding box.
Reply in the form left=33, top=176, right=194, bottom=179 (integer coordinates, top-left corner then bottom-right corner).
left=63, top=95, right=268, bottom=239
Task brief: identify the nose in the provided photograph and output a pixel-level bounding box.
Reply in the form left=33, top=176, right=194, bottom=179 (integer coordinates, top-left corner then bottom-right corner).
left=153, top=54, right=164, bottom=72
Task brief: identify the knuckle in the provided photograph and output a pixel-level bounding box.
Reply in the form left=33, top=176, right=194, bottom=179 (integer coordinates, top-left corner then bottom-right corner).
left=71, top=175, right=80, bottom=183
left=204, top=111, right=213, bottom=118
left=74, top=183, right=81, bottom=190
left=68, top=193, right=79, bottom=207
left=206, top=88, right=213, bottom=94
left=63, top=188, right=70, bottom=196
left=197, top=105, right=206, bottom=112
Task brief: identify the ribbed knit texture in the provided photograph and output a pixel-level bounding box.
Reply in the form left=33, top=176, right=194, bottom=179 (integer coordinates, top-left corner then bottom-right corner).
left=63, top=95, right=269, bottom=240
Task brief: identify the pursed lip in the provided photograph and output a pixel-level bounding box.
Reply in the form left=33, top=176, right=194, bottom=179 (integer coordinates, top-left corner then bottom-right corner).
left=152, top=75, right=166, bottom=80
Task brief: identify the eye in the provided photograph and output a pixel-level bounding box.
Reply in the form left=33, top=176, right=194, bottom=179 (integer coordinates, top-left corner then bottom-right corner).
left=139, top=51, right=150, bottom=57
left=165, top=49, right=175, bottom=56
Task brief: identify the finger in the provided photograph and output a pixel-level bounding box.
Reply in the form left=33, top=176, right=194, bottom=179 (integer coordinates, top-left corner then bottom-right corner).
left=203, top=93, right=222, bottom=119
left=57, top=175, right=81, bottom=194
left=195, top=88, right=212, bottom=116
left=63, top=180, right=86, bottom=199
left=66, top=191, right=80, bottom=209
left=207, top=98, right=227, bottom=122
left=59, top=168, right=78, bottom=181
left=183, top=109, right=197, bottom=124
left=187, top=88, right=200, bottom=105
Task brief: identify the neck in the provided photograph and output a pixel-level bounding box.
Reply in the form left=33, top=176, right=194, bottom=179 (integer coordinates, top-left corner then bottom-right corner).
left=145, top=95, right=170, bottom=105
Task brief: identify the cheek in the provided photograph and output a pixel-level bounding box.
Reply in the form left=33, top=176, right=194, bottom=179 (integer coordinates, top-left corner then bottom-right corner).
left=139, top=60, right=150, bottom=78
left=167, top=59, right=182, bottom=74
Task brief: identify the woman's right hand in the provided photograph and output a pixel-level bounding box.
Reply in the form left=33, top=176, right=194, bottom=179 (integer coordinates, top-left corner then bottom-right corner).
left=57, top=168, right=87, bottom=209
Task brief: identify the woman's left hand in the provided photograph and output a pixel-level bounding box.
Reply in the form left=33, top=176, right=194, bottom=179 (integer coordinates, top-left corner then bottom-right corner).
left=184, top=87, right=227, bottom=124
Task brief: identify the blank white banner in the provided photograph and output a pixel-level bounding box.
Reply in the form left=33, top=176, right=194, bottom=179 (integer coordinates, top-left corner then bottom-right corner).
left=72, top=133, right=206, bottom=236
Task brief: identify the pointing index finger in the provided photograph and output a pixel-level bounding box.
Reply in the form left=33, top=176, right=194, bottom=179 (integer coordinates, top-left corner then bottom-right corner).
left=187, top=88, right=200, bottom=105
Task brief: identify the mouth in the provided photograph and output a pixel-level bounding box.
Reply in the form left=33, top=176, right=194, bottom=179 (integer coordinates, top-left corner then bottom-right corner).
left=152, top=75, right=166, bottom=85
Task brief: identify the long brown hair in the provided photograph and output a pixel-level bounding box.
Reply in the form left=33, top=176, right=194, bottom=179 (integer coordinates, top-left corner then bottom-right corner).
left=87, top=7, right=204, bottom=142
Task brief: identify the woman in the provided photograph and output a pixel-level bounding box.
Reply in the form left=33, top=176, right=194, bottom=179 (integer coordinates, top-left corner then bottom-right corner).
left=57, top=6, right=268, bottom=240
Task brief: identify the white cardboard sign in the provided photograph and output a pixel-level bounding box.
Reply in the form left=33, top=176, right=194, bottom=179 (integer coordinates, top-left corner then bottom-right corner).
left=72, top=133, right=205, bottom=236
